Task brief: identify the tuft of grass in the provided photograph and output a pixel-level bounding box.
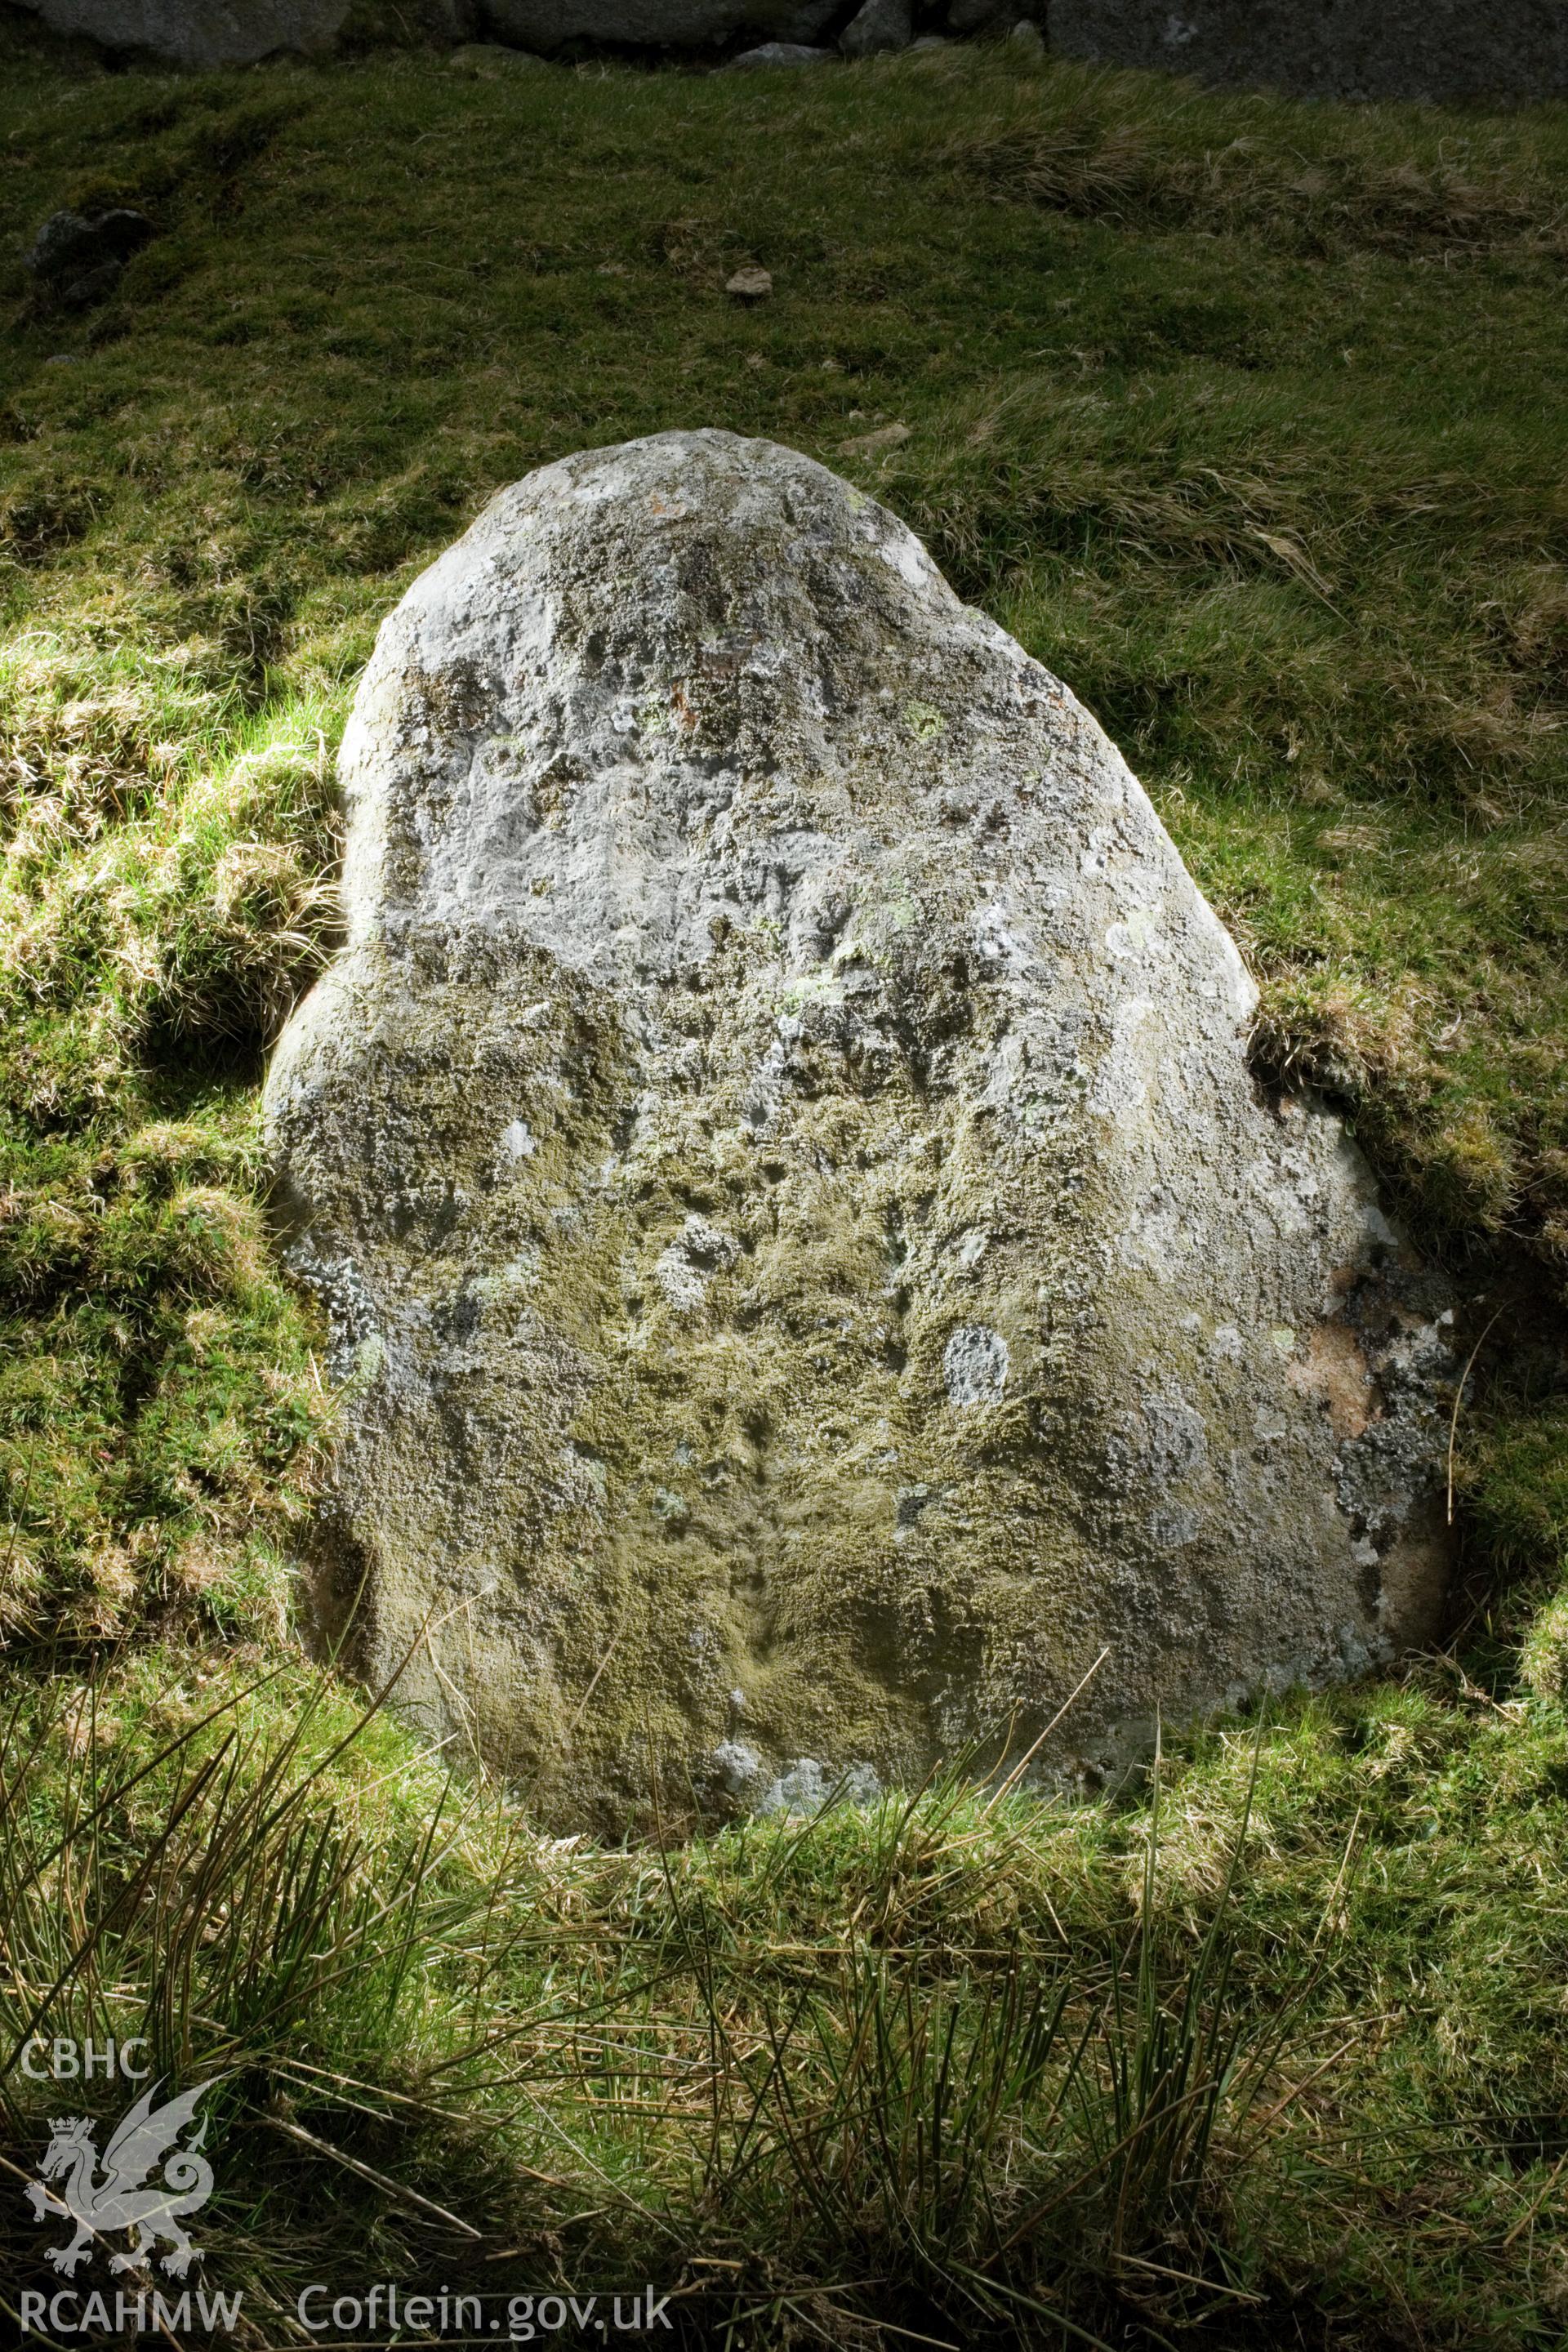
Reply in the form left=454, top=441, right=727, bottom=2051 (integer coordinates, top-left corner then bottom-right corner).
left=7, top=1659, right=1568, bottom=2346
left=0, top=1666, right=1324, bottom=2347
left=954, top=109, right=1566, bottom=257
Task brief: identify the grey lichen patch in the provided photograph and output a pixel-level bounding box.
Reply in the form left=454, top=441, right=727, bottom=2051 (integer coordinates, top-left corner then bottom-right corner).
left=944, top=1324, right=1009, bottom=1407
left=264, top=430, right=1455, bottom=1833
left=755, top=1757, right=884, bottom=1819
left=655, top=1213, right=741, bottom=1312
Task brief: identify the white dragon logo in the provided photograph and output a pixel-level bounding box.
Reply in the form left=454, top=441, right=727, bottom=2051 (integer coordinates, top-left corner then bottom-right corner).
left=24, top=2077, right=223, bottom=2278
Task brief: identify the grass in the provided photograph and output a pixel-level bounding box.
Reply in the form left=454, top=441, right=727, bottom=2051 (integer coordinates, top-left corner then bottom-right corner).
left=5, top=1655, right=1568, bottom=2345
left=2, top=8, right=1568, bottom=2343
left=0, top=1662, right=1438, bottom=2345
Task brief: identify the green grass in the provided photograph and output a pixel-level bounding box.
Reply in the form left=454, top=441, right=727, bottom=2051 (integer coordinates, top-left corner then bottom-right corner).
left=2, top=11, right=1568, bottom=2344
left=6, top=1654, right=1568, bottom=2346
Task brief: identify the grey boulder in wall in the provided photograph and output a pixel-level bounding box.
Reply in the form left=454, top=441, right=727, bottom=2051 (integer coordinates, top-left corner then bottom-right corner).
left=265, top=429, right=1455, bottom=1830
left=481, top=0, right=839, bottom=51
left=19, top=0, right=474, bottom=65
left=1046, top=0, right=1568, bottom=106
left=20, top=0, right=354, bottom=65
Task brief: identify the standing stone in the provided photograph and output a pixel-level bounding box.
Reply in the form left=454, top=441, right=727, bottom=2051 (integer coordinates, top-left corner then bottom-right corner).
left=265, top=430, right=1454, bottom=1829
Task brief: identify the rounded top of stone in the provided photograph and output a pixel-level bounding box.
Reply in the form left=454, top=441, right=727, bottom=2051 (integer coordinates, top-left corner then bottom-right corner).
left=327, top=427, right=1254, bottom=1032
left=416, top=425, right=956, bottom=632
left=335, top=430, right=1079, bottom=960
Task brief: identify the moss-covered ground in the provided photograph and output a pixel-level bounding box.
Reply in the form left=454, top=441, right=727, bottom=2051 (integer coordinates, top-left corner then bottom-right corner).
left=2, top=11, right=1567, bottom=2344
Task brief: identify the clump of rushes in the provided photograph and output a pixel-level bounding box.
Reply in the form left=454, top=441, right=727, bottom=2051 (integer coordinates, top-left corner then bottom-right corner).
left=0, top=1664, right=1321, bottom=2347
left=9, top=1663, right=1568, bottom=2348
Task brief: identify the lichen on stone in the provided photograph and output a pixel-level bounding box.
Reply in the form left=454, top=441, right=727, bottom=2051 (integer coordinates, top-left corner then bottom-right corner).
left=265, top=430, right=1455, bottom=1832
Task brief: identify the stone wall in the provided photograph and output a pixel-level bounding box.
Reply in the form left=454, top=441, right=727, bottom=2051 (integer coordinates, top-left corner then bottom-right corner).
left=1047, top=0, right=1568, bottom=109
left=16, top=0, right=472, bottom=66
left=17, top=0, right=1567, bottom=87
left=20, top=0, right=342, bottom=62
